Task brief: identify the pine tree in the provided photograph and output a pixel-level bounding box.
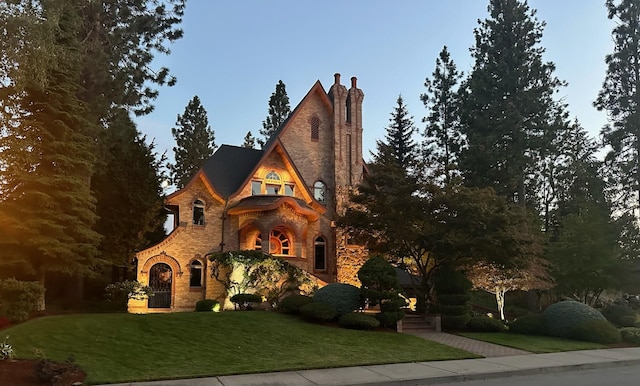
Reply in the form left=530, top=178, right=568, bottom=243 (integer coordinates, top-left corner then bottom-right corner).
left=384, top=95, right=417, bottom=172
left=594, top=0, right=640, bottom=218
left=459, top=0, right=565, bottom=208
left=421, top=46, right=464, bottom=184
left=259, top=80, right=290, bottom=147
left=242, top=131, right=256, bottom=149
left=170, top=95, right=216, bottom=188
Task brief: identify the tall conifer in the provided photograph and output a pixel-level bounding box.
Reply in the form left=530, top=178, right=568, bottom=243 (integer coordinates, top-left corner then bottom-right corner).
left=259, top=80, right=290, bottom=147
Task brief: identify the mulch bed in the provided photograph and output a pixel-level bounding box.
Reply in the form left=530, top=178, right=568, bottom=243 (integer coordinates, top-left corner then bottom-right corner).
left=0, top=359, right=86, bottom=386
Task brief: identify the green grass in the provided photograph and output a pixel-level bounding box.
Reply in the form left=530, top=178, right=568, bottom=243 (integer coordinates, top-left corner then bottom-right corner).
left=459, top=332, right=607, bottom=353
left=5, top=312, right=476, bottom=384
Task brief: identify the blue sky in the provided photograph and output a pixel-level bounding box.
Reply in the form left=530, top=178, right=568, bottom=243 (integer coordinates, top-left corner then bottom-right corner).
left=136, top=1, right=615, bottom=167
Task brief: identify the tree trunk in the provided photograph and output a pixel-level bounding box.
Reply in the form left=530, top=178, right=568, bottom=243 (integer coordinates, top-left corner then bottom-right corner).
left=37, top=267, right=46, bottom=311
left=495, top=287, right=506, bottom=321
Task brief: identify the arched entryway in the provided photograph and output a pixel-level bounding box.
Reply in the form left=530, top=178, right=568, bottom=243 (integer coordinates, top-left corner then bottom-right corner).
left=148, top=263, right=172, bottom=308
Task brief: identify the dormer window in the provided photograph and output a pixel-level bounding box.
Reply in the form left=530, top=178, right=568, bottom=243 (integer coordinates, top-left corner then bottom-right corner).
left=314, top=181, right=326, bottom=204
left=193, top=199, right=205, bottom=225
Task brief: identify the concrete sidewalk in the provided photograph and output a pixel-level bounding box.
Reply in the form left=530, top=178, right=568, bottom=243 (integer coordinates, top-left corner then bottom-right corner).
left=106, top=347, right=640, bottom=386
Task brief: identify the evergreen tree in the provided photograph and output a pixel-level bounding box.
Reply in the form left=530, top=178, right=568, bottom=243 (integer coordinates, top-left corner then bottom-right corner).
left=459, top=0, right=565, bottom=208
left=92, top=109, right=167, bottom=268
left=242, top=131, right=256, bottom=149
left=421, top=46, right=464, bottom=184
left=384, top=95, right=417, bottom=172
left=259, top=80, right=290, bottom=147
left=170, top=95, right=216, bottom=188
left=594, top=0, right=640, bottom=218
left=0, top=5, right=102, bottom=306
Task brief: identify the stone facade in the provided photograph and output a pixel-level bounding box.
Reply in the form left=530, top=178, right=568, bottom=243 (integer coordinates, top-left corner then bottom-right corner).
left=130, top=74, right=369, bottom=313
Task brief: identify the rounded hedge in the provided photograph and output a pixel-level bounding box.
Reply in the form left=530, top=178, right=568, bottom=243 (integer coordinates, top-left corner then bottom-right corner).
left=442, top=314, right=471, bottom=331
left=601, top=305, right=637, bottom=328
left=313, top=283, right=362, bottom=317
left=569, top=320, right=621, bottom=344
left=278, top=294, right=313, bottom=314
left=542, top=301, right=606, bottom=338
left=300, top=301, right=337, bottom=322
left=467, top=316, right=506, bottom=332
left=620, top=327, right=640, bottom=344
left=508, top=314, right=546, bottom=335
left=339, top=312, right=380, bottom=330
left=430, top=304, right=471, bottom=316
left=435, top=294, right=471, bottom=306
left=195, top=299, right=220, bottom=312
left=376, top=310, right=405, bottom=329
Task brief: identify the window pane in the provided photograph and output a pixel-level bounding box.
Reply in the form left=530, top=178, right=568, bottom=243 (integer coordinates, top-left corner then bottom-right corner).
left=266, top=184, right=280, bottom=195
left=314, top=237, right=326, bottom=270
left=285, top=184, right=294, bottom=196
left=252, top=181, right=261, bottom=195
left=314, top=181, right=325, bottom=203
left=190, top=261, right=202, bottom=287
left=266, top=171, right=280, bottom=181
left=193, top=206, right=204, bottom=225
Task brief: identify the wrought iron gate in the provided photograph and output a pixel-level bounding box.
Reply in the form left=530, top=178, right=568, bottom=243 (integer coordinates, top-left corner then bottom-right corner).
left=148, top=263, right=172, bottom=308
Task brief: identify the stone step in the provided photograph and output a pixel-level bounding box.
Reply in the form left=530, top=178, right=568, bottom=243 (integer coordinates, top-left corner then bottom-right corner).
left=400, top=314, right=442, bottom=332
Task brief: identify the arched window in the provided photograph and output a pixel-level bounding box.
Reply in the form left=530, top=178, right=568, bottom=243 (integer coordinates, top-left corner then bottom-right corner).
left=314, top=237, right=326, bottom=271
left=314, top=181, right=326, bottom=204
left=193, top=199, right=205, bottom=225
left=190, top=260, right=203, bottom=287
left=265, top=171, right=281, bottom=195
left=310, top=116, right=320, bottom=141
left=269, top=229, right=291, bottom=255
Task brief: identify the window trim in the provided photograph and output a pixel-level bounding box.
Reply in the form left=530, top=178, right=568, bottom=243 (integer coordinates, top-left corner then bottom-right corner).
left=189, top=259, right=203, bottom=287
left=193, top=199, right=205, bottom=225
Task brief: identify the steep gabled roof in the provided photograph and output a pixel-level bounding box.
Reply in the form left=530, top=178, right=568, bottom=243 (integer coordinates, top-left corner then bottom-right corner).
left=200, top=145, right=263, bottom=198
left=262, top=80, right=333, bottom=150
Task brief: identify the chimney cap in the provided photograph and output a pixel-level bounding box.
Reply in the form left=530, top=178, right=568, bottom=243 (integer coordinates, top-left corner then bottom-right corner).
left=351, top=76, right=357, bottom=88
left=334, top=73, right=341, bottom=85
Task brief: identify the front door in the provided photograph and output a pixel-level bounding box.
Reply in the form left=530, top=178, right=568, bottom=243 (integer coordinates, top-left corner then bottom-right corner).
left=148, top=263, right=172, bottom=308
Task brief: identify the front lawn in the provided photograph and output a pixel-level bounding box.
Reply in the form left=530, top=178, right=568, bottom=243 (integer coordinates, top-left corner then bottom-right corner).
left=5, top=312, right=476, bottom=384
left=459, top=332, right=607, bottom=353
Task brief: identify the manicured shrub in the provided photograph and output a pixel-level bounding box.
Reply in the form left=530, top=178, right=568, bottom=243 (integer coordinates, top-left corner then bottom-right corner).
left=620, top=327, right=640, bottom=345
left=380, top=298, right=407, bottom=313
left=542, top=300, right=606, bottom=338
left=376, top=310, right=405, bottom=329
left=467, top=316, right=506, bottom=332
left=601, top=305, right=637, bottom=327
left=0, top=317, right=11, bottom=330
left=569, top=320, right=621, bottom=344
left=278, top=294, right=313, bottom=314
left=508, top=314, right=546, bottom=335
left=300, top=302, right=337, bottom=322
left=442, top=314, right=471, bottom=330
left=430, top=304, right=471, bottom=316
left=230, top=293, right=263, bottom=310
left=104, top=280, right=153, bottom=311
left=435, top=294, right=471, bottom=306
left=0, top=278, right=45, bottom=322
left=195, top=299, right=220, bottom=312
left=313, top=283, right=362, bottom=317
left=339, top=312, right=380, bottom=330
left=358, top=255, right=401, bottom=307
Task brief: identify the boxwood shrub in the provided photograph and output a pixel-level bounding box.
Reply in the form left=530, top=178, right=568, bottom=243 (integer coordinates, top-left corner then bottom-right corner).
left=230, top=293, right=263, bottom=310
left=508, top=314, right=546, bottom=335
left=467, top=316, right=506, bottom=332
left=601, top=305, right=637, bottom=328
left=620, top=327, right=640, bottom=345
left=195, top=299, right=220, bottom=312
left=442, top=314, right=471, bottom=330
left=300, top=302, right=337, bottom=322
left=543, top=300, right=606, bottom=338
left=278, top=294, right=312, bottom=314
left=569, top=320, right=621, bottom=344
left=339, top=312, right=380, bottom=330
left=376, top=310, right=405, bottom=329
left=313, top=283, right=362, bottom=317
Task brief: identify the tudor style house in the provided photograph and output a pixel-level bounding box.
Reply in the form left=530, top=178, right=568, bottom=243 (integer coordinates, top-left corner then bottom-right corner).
left=129, top=74, right=369, bottom=313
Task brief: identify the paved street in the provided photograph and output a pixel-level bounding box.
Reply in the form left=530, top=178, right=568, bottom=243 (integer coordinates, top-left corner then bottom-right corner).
left=424, top=362, right=640, bottom=386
